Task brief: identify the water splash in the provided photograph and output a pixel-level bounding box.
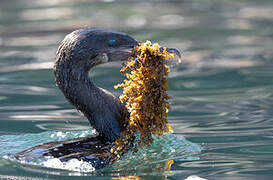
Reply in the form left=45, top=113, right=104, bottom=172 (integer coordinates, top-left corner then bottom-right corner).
left=42, top=157, right=95, bottom=172
left=110, top=133, right=201, bottom=174
left=0, top=130, right=201, bottom=173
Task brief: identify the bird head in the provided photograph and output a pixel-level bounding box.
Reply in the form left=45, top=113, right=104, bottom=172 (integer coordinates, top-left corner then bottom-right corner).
left=55, top=28, right=182, bottom=74
left=57, top=28, right=138, bottom=72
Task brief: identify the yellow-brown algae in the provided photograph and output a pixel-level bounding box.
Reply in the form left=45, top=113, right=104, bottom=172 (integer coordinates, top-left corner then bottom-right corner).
left=111, top=41, right=179, bottom=155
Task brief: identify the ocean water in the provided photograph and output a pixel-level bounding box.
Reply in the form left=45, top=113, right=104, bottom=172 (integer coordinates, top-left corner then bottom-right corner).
left=0, top=0, right=273, bottom=179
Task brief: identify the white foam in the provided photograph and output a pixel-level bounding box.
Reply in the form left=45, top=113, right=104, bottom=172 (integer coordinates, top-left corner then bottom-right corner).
left=56, top=131, right=66, bottom=138
left=42, top=157, right=95, bottom=172
left=185, top=175, right=207, bottom=180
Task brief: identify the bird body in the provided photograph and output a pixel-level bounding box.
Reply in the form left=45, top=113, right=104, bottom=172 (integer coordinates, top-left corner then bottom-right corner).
left=15, top=28, right=137, bottom=168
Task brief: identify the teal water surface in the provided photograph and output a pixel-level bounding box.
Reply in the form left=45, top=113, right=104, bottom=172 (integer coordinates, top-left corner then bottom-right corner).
left=0, top=0, right=273, bottom=179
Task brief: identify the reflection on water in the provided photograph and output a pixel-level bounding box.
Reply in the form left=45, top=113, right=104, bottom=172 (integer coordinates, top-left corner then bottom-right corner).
left=0, top=0, right=273, bottom=179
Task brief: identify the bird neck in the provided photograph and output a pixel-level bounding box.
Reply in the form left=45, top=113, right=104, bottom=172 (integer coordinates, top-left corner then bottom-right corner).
left=54, top=62, right=97, bottom=119
left=53, top=61, right=128, bottom=142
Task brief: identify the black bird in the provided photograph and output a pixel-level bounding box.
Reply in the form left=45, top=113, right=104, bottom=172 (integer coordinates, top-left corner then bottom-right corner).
left=15, top=29, right=136, bottom=169
left=53, top=28, right=136, bottom=143
left=14, top=28, right=181, bottom=169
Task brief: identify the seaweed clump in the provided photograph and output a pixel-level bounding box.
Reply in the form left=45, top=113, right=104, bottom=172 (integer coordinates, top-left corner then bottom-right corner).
left=111, top=41, right=179, bottom=156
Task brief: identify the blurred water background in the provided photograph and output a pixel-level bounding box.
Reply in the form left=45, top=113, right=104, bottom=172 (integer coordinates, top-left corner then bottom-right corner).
left=0, top=0, right=273, bottom=179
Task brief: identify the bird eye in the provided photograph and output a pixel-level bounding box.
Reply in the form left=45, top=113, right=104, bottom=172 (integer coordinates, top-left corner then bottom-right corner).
left=108, top=39, right=116, bottom=46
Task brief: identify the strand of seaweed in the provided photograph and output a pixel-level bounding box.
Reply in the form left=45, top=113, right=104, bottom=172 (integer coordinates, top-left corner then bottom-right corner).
left=111, top=41, right=176, bottom=157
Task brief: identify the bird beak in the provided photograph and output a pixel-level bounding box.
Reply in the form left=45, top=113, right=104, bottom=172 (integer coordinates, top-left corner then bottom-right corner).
left=106, top=42, right=138, bottom=62
left=106, top=41, right=182, bottom=63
